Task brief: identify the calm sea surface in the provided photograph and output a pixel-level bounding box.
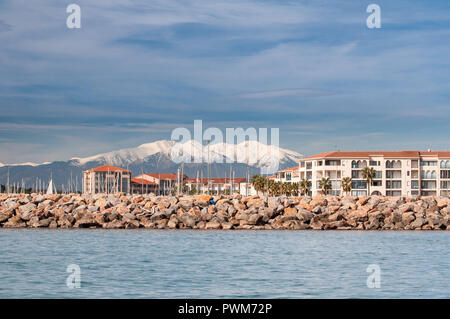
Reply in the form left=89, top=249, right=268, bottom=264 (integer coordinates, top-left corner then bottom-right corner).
left=0, top=230, right=448, bottom=298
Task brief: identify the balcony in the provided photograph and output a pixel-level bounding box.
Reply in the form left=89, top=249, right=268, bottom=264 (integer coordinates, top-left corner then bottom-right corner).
left=386, top=160, right=402, bottom=169
left=386, top=171, right=402, bottom=179
left=351, top=160, right=367, bottom=169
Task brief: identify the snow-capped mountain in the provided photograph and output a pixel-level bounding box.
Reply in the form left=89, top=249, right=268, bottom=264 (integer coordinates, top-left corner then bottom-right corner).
left=71, top=140, right=176, bottom=166
left=70, top=139, right=302, bottom=168
left=0, top=139, right=303, bottom=191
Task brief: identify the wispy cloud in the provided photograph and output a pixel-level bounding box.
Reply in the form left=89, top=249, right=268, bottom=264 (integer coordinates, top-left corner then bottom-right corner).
left=237, top=88, right=333, bottom=99
left=1, top=0, right=450, bottom=162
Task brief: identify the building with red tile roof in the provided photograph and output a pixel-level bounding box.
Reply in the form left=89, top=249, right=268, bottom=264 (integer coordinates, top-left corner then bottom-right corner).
left=83, top=165, right=131, bottom=194
left=299, top=150, right=450, bottom=197
left=130, top=177, right=159, bottom=195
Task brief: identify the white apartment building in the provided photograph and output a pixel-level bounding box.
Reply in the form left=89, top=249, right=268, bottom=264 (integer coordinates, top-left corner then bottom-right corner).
left=275, top=166, right=300, bottom=183
left=299, top=151, right=450, bottom=197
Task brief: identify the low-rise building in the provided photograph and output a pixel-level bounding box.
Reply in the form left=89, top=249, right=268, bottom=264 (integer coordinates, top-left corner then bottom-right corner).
left=130, top=177, right=159, bottom=194
left=185, top=177, right=246, bottom=195
left=299, top=150, right=450, bottom=197
left=274, top=166, right=299, bottom=183
left=83, top=165, right=131, bottom=194
left=132, top=173, right=185, bottom=195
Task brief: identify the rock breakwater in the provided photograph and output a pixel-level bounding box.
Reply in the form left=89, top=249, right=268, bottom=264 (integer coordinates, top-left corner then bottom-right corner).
left=0, top=193, right=449, bottom=230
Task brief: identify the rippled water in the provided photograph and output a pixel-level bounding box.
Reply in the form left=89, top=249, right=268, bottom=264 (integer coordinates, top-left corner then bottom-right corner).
left=0, top=229, right=448, bottom=298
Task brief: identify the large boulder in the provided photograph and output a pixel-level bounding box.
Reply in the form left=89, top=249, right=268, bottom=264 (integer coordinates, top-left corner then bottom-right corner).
left=283, top=207, right=297, bottom=217
left=18, top=202, right=36, bottom=215
left=205, top=220, right=221, bottom=229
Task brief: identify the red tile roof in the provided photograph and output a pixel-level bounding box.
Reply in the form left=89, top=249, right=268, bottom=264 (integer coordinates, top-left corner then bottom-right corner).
left=87, top=165, right=130, bottom=172
left=143, top=173, right=179, bottom=180
left=421, top=151, right=450, bottom=158
left=131, top=178, right=157, bottom=185
left=301, top=151, right=450, bottom=160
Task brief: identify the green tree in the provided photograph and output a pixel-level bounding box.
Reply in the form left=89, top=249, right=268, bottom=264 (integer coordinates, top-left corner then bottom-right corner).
left=362, top=166, right=376, bottom=196
left=341, top=177, right=352, bottom=195
left=282, top=182, right=291, bottom=196
left=319, top=177, right=332, bottom=195
left=251, top=175, right=266, bottom=196
left=291, top=182, right=299, bottom=196
left=300, top=178, right=311, bottom=196
left=267, top=179, right=275, bottom=196
left=188, top=187, right=197, bottom=195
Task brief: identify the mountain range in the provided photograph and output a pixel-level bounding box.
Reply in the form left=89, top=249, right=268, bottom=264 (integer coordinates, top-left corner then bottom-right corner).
left=0, top=140, right=303, bottom=191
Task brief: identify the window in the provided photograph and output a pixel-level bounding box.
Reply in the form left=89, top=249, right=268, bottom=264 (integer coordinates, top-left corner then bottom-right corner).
left=440, top=160, right=450, bottom=168
left=331, top=180, right=341, bottom=189
left=369, top=161, right=379, bottom=166
left=421, top=181, right=436, bottom=189
left=387, top=181, right=401, bottom=189
left=352, top=180, right=367, bottom=189
left=351, top=190, right=367, bottom=196
left=411, top=180, right=419, bottom=189
left=329, top=190, right=341, bottom=196
left=421, top=161, right=437, bottom=166
left=372, top=180, right=382, bottom=187
left=441, top=170, right=450, bottom=179
left=317, top=161, right=322, bottom=166
left=375, top=171, right=382, bottom=179
left=352, top=170, right=361, bottom=179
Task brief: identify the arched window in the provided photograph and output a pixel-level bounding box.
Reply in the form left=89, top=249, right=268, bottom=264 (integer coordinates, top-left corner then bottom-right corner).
left=441, top=161, right=446, bottom=168
left=351, top=160, right=357, bottom=168
left=446, top=161, right=450, bottom=169
left=432, top=171, right=436, bottom=179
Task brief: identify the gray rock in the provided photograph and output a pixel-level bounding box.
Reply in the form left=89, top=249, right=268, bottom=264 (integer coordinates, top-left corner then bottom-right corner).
left=18, top=202, right=36, bottom=214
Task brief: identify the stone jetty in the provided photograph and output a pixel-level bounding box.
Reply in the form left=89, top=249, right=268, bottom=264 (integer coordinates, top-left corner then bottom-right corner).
left=0, top=193, right=449, bottom=230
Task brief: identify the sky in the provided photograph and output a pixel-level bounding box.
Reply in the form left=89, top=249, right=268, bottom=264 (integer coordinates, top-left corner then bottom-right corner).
left=0, top=0, right=450, bottom=163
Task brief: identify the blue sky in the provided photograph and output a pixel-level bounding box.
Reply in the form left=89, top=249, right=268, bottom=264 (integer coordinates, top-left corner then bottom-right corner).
left=0, top=0, right=450, bottom=163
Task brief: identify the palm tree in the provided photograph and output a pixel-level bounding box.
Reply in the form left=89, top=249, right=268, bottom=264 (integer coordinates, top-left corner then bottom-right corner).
left=319, top=177, right=332, bottom=195
left=268, top=179, right=279, bottom=196
left=282, top=182, right=291, bottom=196
left=291, top=182, right=299, bottom=196
left=251, top=175, right=266, bottom=196
left=300, top=178, right=311, bottom=196
left=341, top=177, right=352, bottom=196
left=362, top=167, right=376, bottom=196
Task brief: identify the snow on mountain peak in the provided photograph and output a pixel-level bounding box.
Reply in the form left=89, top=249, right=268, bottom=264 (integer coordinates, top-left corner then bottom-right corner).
left=71, top=140, right=176, bottom=166
left=71, top=139, right=303, bottom=168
